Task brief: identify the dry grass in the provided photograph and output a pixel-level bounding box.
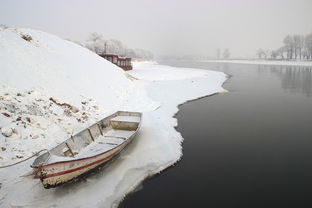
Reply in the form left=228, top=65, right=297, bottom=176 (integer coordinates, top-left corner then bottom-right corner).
left=21, top=34, right=32, bottom=42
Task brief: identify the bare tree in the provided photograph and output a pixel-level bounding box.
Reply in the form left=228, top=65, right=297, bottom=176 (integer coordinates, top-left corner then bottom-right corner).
left=293, top=35, right=299, bottom=59
left=305, top=33, right=312, bottom=60
left=298, top=35, right=305, bottom=59
left=107, top=39, right=126, bottom=55
left=83, top=33, right=154, bottom=60
left=223, top=49, right=230, bottom=59
left=216, top=48, right=221, bottom=59
left=257, top=33, right=312, bottom=61
left=263, top=49, right=270, bottom=59
left=283, top=35, right=294, bottom=59
left=88, top=32, right=103, bottom=43
left=293, top=35, right=305, bottom=59
left=257, top=49, right=265, bottom=59
left=270, top=50, right=279, bottom=59
left=86, top=32, right=104, bottom=53
left=277, top=46, right=285, bottom=59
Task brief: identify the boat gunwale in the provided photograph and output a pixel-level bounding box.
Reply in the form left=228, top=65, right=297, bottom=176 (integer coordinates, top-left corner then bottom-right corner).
left=42, top=132, right=135, bottom=168
left=41, top=151, right=115, bottom=179
left=34, top=111, right=142, bottom=168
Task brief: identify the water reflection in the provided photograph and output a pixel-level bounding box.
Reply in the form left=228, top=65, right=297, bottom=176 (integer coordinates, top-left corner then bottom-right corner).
left=121, top=61, right=312, bottom=208
left=258, top=65, right=312, bottom=97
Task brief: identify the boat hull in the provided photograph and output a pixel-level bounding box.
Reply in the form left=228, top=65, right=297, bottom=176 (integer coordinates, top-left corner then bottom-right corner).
left=41, top=134, right=133, bottom=188
left=32, top=111, right=142, bottom=188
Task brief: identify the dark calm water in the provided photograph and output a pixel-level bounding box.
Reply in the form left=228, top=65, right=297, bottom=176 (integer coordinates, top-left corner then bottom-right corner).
left=120, top=61, right=312, bottom=208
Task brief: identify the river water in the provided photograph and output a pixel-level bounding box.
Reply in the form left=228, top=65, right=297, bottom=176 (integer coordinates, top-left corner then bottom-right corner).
left=120, top=61, right=312, bottom=208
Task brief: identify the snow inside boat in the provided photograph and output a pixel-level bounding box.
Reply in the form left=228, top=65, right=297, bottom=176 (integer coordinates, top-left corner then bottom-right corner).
left=31, top=111, right=142, bottom=188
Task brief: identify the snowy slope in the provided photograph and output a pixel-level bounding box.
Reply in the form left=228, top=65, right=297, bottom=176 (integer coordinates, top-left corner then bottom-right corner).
left=0, top=27, right=133, bottom=108
left=0, top=26, right=135, bottom=168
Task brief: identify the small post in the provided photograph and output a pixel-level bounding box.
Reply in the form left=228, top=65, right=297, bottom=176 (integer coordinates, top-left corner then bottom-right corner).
left=65, top=143, right=74, bottom=157
left=88, top=128, right=95, bottom=141
left=97, top=123, right=103, bottom=136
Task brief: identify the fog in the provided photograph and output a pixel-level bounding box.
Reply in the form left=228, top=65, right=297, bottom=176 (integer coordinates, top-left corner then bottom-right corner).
left=0, top=0, right=311, bottom=58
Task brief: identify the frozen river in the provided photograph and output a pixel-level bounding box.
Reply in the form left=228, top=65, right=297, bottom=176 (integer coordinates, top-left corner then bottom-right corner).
left=120, top=61, right=312, bottom=208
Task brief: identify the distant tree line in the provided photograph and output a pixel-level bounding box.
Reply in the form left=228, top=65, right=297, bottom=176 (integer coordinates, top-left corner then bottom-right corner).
left=216, top=48, right=231, bottom=59
left=257, top=33, right=312, bottom=60
left=83, top=32, right=154, bottom=60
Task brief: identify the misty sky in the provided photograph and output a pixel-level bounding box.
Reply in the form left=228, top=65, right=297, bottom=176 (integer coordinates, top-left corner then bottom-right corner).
left=0, top=0, right=311, bottom=58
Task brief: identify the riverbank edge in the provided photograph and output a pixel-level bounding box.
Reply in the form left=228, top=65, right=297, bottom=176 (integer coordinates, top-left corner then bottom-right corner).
left=117, top=65, right=230, bottom=207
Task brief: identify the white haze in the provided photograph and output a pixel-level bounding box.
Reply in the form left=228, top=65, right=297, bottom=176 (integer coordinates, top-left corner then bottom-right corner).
left=0, top=0, right=311, bottom=58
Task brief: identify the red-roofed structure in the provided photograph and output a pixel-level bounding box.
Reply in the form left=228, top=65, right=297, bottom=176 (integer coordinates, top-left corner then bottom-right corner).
left=98, top=53, right=133, bottom=71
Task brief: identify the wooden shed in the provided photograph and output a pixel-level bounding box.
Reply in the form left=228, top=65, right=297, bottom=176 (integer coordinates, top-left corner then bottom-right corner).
left=98, top=53, right=133, bottom=71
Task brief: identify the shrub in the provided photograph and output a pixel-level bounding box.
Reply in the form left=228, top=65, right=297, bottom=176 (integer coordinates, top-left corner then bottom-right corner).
left=21, top=34, right=32, bottom=42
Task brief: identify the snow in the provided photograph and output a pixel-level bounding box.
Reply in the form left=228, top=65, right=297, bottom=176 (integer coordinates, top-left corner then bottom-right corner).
left=0, top=27, right=227, bottom=208
left=130, top=61, right=213, bottom=80
left=105, top=129, right=136, bottom=139
left=0, top=27, right=133, bottom=108
left=76, top=135, right=123, bottom=158
left=0, top=85, right=106, bottom=162
left=203, top=59, right=312, bottom=66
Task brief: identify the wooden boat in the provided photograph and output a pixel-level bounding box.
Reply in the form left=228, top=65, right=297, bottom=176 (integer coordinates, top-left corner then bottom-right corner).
left=31, top=111, right=142, bottom=188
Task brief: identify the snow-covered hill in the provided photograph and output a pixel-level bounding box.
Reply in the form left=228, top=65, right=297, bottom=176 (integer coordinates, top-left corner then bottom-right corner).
left=0, top=27, right=133, bottom=108
left=0, top=26, right=136, bottom=166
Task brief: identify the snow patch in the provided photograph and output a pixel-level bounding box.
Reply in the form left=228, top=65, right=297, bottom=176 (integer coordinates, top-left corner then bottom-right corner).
left=132, top=61, right=212, bottom=80
left=0, top=85, right=105, bottom=164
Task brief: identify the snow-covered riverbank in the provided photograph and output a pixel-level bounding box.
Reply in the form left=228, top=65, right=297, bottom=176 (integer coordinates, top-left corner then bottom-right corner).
left=203, top=59, right=312, bottom=66
left=0, top=27, right=227, bottom=208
